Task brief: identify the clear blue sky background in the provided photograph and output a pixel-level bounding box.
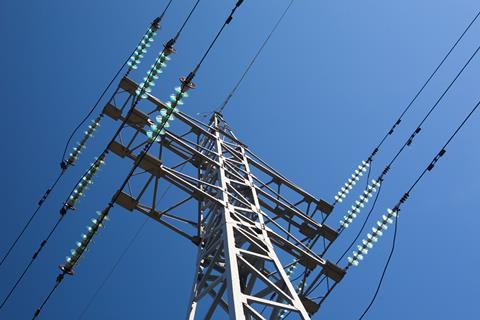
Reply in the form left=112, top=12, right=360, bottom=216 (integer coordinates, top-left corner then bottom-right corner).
left=0, top=0, right=479, bottom=319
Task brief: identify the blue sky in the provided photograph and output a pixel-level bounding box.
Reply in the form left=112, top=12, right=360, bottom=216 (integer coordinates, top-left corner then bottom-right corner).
left=0, top=0, right=479, bottom=319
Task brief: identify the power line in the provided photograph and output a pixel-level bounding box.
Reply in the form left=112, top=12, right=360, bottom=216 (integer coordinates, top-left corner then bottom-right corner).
left=368, top=9, right=480, bottom=161
left=60, top=0, right=174, bottom=164
left=218, top=0, right=295, bottom=113
left=385, top=44, right=479, bottom=169
left=333, top=42, right=480, bottom=233
left=333, top=9, right=480, bottom=206
left=1, top=44, right=167, bottom=313
left=0, top=171, right=63, bottom=268
left=186, top=0, right=245, bottom=83
left=60, top=0, right=204, bottom=218
left=0, top=216, right=64, bottom=309
left=2, top=1, right=186, bottom=312
left=0, top=15, right=167, bottom=269
left=352, top=97, right=480, bottom=319
left=31, top=2, right=247, bottom=318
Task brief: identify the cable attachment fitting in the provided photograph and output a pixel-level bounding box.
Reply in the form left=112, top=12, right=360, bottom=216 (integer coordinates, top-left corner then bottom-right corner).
left=399, top=192, right=410, bottom=204
left=381, top=165, right=390, bottom=177
left=38, top=188, right=52, bottom=206
left=181, top=73, right=197, bottom=90
left=407, top=127, right=422, bottom=146
left=151, top=17, right=162, bottom=30
left=164, top=38, right=177, bottom=53
left=388, top=119, right=402, bottom=135
left=60, top=161, right=68, bottom=170
left=427, top=149, right=446, bottom=171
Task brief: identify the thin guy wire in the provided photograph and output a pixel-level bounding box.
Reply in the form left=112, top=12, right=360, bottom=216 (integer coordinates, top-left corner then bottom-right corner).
left=77, top=182, right=176, bottom=319
left=218, top=0, right=295, bottom=113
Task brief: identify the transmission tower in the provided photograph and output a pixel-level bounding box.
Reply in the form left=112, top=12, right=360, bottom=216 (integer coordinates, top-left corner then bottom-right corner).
left=98, top=75, right=345, bottom=319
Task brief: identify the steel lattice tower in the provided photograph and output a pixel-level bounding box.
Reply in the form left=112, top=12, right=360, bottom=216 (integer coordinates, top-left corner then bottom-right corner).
left=99, top=76, right=345, bottom=319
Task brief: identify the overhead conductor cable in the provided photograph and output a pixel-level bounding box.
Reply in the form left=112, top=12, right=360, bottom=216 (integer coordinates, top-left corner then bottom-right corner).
left=0, top=4, right=171, bottom=269
left=302, top=41, right=480, bottom=312
left=31, top=1, right=246, bottom=319
left=0, top=2, right=177, bottom=311
left=348, top=97, right=480, bottom=320
left=289, top=9, right=480, bottom=308
left=337, top=42, right=480, bottom=232
left=332, top=9, right=480, bottom=206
